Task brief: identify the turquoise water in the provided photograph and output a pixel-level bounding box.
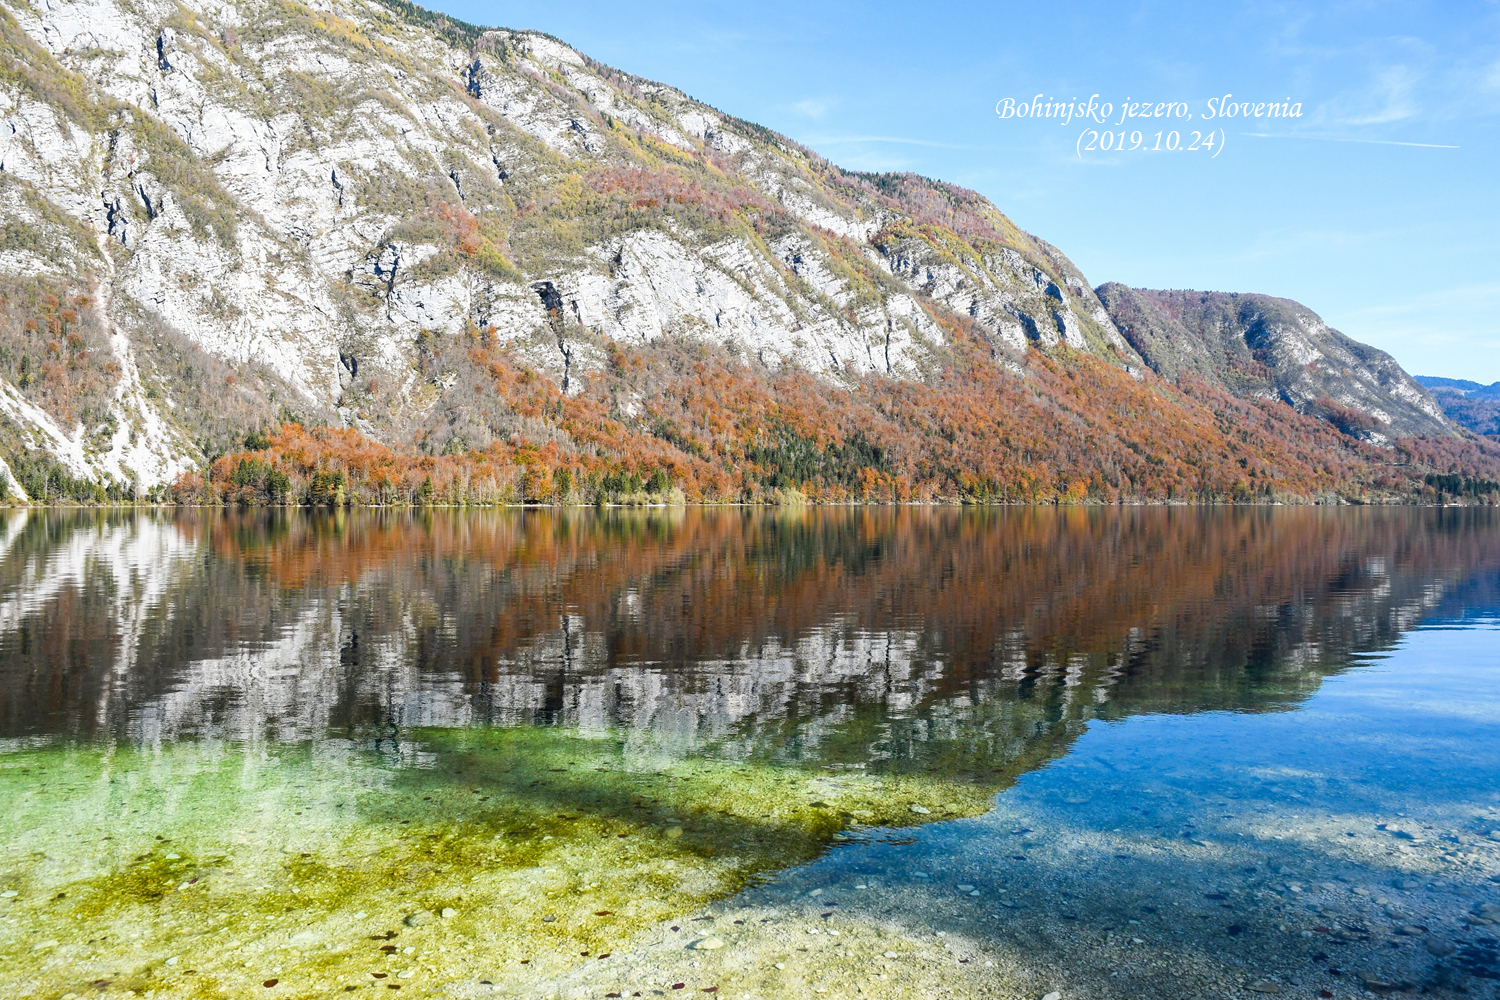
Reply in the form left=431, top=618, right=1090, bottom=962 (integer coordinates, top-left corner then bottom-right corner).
left=0, top=507, right=1497, bottom=998
left=684, top=619, right=1500, bottom=999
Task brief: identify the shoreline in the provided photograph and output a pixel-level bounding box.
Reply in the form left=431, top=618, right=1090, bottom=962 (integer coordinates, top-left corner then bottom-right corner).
left=3, top=497, right=1496, bottom=510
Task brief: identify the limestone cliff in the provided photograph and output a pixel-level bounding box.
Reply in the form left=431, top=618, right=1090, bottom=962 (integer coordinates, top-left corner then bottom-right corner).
left=0, top=0, right=1142, bottom=494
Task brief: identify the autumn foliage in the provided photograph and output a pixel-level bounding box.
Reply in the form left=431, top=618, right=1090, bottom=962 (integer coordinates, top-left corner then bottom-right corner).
left=176, top=325, right=1500, bottom=507
left=0, top=282, right=119, bottom=430
left=168, top=504, right=1500, bottom=717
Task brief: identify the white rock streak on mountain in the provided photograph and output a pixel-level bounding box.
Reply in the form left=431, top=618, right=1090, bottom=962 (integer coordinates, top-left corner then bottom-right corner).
left=0, top=0, right=1144, bottom=487
left=0, top=0, right=1451, bottom=490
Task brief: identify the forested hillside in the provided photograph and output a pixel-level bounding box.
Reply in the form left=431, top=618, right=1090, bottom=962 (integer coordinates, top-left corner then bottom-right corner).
left=1416, top=377, right=1500, bottom=437
left=177, top=333, right=1500, bottom=506
left=0, top=0, right=1495, bottom=505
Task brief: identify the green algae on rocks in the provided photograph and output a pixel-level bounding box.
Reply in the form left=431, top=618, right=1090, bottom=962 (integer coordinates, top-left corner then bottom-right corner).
left=0, top=714, right=1066, bottom=999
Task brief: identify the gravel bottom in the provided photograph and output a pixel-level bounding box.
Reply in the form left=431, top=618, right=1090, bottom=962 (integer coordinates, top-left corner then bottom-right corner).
left=443, top=717, right=1500, bottom=1000
left=449, top=801, right=1500, bottom=1000
left=18, top=626, right=1500, bottom=999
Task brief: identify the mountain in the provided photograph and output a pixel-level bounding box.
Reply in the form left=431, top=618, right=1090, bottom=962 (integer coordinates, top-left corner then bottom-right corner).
left=1417, top=377, right=1500, bottom=394
left=0, top=0, right=1495, bottom=505
left=1095, top=286, right=1449, bottom=440
left=1415, top=376, right=1500, bottom=437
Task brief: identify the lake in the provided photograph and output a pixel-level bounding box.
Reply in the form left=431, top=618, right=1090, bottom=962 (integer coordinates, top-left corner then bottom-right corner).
left=1, top=507, right=1498, bottom=999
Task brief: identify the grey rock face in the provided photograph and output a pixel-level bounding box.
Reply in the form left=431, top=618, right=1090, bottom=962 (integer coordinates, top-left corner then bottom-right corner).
left=1096, top=284, right=1450, bottom=440
left=0, top=0, right=1454, bottom=492
left=0, top=0, right=1139, bottom=488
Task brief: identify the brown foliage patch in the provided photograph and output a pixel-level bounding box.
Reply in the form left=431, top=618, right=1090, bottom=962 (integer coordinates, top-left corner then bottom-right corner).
left=0, top=281, right=118, bottom=429
left=178, top=332, right=1500, bottom=508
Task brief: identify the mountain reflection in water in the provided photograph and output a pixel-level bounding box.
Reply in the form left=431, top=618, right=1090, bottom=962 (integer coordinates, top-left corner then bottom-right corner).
left=3, top=507, right=1500, bottom=999
left=3, top=506, right=1497, bottom=770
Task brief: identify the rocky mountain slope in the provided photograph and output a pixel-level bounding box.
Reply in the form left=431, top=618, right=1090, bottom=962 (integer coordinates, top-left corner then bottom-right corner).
left=1415, top=377, right=1500, bottom=437
left=0, top=0, right=1490, bottom=504
left=0, top=0, right=1139, bottom=492
left=1095, top=285, right=1448, bottom=441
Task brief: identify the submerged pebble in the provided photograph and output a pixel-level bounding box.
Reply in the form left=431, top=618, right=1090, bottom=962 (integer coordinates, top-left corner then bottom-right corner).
left=1425, top=935, right=1458, bottom=956
left=1356, top=970, right=1399, bottom=993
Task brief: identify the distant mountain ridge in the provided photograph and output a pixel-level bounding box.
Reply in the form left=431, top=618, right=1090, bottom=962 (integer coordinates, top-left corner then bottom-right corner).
left=0, top=0, right=1495, bottom=504
left=1417, top=376, right=1500, bottom=397
left=1095, top=286, right=1448, bottom=440
left=1415, top=376, right=1500, bottom=437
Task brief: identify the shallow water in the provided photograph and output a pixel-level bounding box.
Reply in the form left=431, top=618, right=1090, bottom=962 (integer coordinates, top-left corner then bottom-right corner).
left=0, top=507, right=1497, bottom=999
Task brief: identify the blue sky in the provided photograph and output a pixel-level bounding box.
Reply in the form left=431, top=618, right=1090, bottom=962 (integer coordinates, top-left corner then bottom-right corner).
left=432, top=0, right=1500, bottom=382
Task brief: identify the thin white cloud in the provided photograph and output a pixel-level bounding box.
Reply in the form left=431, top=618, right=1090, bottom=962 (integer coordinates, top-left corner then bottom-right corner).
left=791, top=98, right=832, bottom=118
left=1243, top=132, right=1458, bottom=149
left=1485, top=58, right=1500, bottom=93
left=1354, top=65, right=1421, bottom=123
left=1314, top=63, right=1424, bottom=126
left=1335, top=281, right=1500, bottom=317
